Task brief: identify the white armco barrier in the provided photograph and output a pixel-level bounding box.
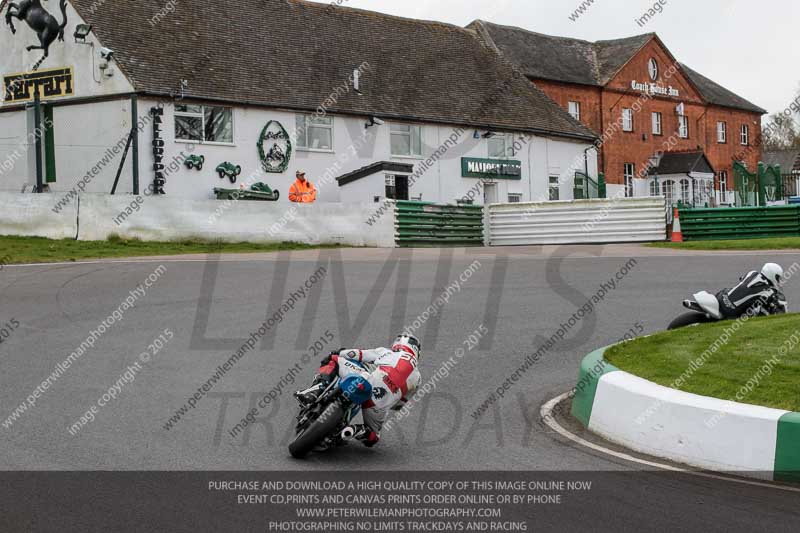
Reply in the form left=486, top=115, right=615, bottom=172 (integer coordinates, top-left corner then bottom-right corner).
left=487, top=197, right=666, bottom=245
left=0, top=192, right=79, bottom=239
left=77, top=194, right=396, bottom=247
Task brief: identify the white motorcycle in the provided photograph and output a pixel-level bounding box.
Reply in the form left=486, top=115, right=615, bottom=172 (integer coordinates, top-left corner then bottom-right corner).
left=668, top=289, right=788, bottom=330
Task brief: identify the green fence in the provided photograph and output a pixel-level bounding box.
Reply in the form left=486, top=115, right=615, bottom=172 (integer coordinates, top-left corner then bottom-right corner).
left=678, top=205, right=800, bottom=241
left=395, top=201, right=484, bottom=247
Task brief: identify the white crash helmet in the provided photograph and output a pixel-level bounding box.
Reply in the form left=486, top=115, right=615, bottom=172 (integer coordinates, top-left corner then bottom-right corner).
left=761, top=263, right=784, bottom=287
left=392, top=334, right=421, bottom=359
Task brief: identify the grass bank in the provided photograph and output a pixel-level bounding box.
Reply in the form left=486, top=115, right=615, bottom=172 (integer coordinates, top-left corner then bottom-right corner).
left=648, top=237, right=800, bottom=251
left=605, top=314, right=800, bottom=411
left=0, top=235, right=334, bottom=265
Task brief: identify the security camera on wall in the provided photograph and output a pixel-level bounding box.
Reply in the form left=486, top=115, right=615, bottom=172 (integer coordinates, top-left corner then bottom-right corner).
left=99, top=48, right=115, bottom=78
left=99, top=47, right=115, bottom=61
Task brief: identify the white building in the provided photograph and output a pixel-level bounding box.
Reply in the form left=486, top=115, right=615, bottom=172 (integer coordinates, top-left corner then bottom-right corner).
left=0, top=0, right=598, bottom=206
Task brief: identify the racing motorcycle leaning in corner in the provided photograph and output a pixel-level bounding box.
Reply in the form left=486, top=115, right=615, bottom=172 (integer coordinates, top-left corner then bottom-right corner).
left=288, top=334, right=422, bottom=459
left=668, top=262, right=788, bottom=330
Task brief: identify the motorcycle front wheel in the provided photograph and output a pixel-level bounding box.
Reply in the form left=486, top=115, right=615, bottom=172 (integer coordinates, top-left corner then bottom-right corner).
left=667, top=312, right=714, bottom=330
left=289, top=401, right=345, bottom=459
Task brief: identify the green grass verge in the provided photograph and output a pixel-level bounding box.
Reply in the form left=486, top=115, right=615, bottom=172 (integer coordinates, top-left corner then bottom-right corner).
left=605, top=314, right=800, bottom=412
left=0, top=235, right=336, bottom=265
left=648, top=237, right=800, bottom=251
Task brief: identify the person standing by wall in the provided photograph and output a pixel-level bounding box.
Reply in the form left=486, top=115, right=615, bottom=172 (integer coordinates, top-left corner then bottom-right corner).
left=288, top=170, right=317, bottom=203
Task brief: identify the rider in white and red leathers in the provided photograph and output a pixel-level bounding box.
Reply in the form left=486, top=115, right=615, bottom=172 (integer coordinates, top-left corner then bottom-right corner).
left=302, top=334, right=422, bottom=447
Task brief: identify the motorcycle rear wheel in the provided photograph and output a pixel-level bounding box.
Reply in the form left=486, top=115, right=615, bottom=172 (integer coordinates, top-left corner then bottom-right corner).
left=667, top=312, right=713, bottom=330
left=289, top=401, right=345, bottom=459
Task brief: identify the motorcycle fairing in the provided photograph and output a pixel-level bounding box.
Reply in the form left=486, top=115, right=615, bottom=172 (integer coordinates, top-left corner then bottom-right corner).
left=693, top=290, right=722, bottom=319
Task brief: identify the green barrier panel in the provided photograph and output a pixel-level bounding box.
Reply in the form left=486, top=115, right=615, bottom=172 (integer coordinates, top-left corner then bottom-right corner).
left=395, top=201, right=484, bottom=247
left=678, top=206, right=800, bottom=241
left=774, top=411, right=800, bottom=483
left=571, top=347, right=619, bottom=428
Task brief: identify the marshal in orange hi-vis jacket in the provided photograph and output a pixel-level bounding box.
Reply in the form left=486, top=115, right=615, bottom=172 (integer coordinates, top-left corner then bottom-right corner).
left=288, top=171, right=317, bottom=203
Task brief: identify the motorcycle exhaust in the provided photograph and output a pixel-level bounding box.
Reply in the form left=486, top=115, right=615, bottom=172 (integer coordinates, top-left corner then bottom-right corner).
left=340, top=426, right=355, bottom=439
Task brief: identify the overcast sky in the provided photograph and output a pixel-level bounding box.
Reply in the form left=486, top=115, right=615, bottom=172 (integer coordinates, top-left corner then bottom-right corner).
left=312, top=0, right=799, bottom=118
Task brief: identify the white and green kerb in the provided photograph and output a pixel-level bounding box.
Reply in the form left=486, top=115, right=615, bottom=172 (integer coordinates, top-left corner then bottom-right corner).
left=571, top=346, right=800, bottom=482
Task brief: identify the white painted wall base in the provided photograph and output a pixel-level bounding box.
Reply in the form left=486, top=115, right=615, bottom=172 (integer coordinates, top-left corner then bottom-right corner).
left=0, top=192, right=78, bottom=239
left=77, top=194, right=396, bottom=247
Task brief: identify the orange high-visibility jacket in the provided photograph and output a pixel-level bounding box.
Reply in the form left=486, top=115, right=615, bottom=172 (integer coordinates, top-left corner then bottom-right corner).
left=288, top=179, right=317, bottom=203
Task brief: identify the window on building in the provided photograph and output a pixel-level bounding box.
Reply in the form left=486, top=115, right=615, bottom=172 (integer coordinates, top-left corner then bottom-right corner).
left=740, top=124, right=749, bottom=146
left=568, top=101, right=581, bottom=121
left=296, top=114, right=333, bottom=150
left=549, top=176, right=560, bottom=201
left=651, top=112, right=662, bottom=135
left=390, top=123, right=423, bottom=157
left=719, top=170, right=728, bottom=199
left=622, top=108, right=634, bottom=132
left=679, top=115, right=689, bottom=139
left=717, top=121, right=727, bottom=143
left=649, top=179, right=659, bottom=197
left=508, top=193, right=522, bottom=203
left=624, top=163, right=635, bottom=197
left=175, top=104, right=233, bottom=143
left=488, top=133, right=513, bottom=159
left=680, top=178, right=691, bottom=205
left=662, top=179, right=675, bottom=206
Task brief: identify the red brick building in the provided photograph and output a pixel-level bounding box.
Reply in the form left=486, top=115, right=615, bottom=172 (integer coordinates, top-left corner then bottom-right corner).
left=469, top=22, right=766, bottom=206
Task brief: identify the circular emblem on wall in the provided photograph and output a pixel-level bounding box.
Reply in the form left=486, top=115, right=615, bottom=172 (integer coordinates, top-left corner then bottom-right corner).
left=648, top=58, right=659, bottom=81
left=257, top=120, right=292, bottom=173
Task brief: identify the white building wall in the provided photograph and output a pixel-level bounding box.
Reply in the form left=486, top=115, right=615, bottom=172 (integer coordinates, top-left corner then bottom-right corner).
left=0, top=4, right=598, bottom=206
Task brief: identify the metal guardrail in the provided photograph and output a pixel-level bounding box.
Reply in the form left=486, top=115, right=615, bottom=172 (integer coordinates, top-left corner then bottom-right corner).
left=395, top=201, right=484, bottom=247
left=487, top=197, right=666, bottom=246
left=678, top=206, right=800, bottom=241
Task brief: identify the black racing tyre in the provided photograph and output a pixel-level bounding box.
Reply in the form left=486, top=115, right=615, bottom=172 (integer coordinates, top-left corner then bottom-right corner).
left=218, top=170, right=225, bottom=179
left=667, top=312, right=713, bottom=330
left=289, top=401, right=344, bottom=459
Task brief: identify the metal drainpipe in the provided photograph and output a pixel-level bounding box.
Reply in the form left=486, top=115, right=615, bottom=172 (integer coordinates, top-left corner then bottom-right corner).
left=33, top=92, right=43, bottom=193
left=131, top=95, right=140, bottom=195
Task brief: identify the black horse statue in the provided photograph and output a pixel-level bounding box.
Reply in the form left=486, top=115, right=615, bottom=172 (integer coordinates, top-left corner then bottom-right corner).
left=5, top=0, right=68, bottom=70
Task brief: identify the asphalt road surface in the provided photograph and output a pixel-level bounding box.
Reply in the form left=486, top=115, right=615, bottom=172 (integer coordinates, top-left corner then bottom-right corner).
left=1, top=244, right=799, bottom=531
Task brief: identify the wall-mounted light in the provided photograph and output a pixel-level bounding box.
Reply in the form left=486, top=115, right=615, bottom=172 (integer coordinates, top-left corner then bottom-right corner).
left=481, top=131, right=496, bottom=139
left=74, top=24, right=92, bottom=43
left=473, top=130, right=481, bottom=139
left=365, top=116, right=385, bottom=129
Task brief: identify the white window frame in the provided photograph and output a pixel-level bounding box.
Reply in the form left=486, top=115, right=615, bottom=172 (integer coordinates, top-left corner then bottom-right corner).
left=719, top=170, right=728, bottom=198
left=622, top=108, right=634, bottom=132
left=568, top=101, right=581, bottom=121
left=652, top=112, right=662, bottom=135
left=740, top=124, right=749, bottom=146
left=623, top=163, right=635, bottom=198
left=174, top=104, right=234, bottom=145
left=390, top=123, right=423, bottom=158
left=488, top=133, right=514, bottom=159
left=296, top=114, right=334, bottom=152
left=549, top=176, right=560, bottom=201
left=662, top=179, right=675, bottom=206
left=678, top=115, right=689, bottom=139
left=717, top=121, right=727, bottom=143
left=649, top=179, right=659, bottom=197
left=680, top=178, right=691, bottom=205
left=507, top=193, right=522, bottom=203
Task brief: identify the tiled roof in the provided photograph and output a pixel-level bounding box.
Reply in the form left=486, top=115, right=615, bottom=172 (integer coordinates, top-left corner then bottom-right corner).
left=471, top=20, right=765, bottom=114
left=69, top=0, right=597, bottom=141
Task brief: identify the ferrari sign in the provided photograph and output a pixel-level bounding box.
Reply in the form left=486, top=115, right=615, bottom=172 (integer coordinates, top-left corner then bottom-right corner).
left=2, top=66, right=74, bottom=104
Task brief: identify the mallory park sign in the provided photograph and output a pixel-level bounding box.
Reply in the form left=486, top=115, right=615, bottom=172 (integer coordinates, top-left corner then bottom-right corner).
left=461, top=157, right=522, bottom=179
left=631, top=80, right=679, bottom=98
